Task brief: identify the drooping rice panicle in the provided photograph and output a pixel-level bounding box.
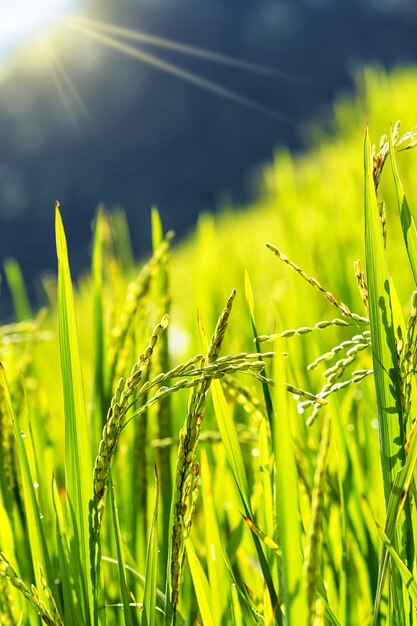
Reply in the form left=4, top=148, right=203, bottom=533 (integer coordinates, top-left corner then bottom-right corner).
left=400, top=291, right=417, bottom=422
left=93, top=314, right=169, bottom=522
left=0, top=576, right=15, bottom=626
left=38, top=565, right=63, bottom=626
left=307, top=331, right=371, bottom=371
left=150, top=423, right=259, bottom=449
left=106, top=230, right=174, bottom=389
left=256, top=317, right=369, bottom=343
left=221, top=374, right=265, bottom=422
left=354, top=259, right=369, bottom=312
left=372, top=120, right=417, bottom=190
left=265, top=242, right=363, bottom=319
left=169, top=290, right=236, bottom=621
left=285, top=384, right=328, bottom=405
left=121, top=356, right=269, bottom=427
left=303, top=413, right=331, bottom=625
left=0, top=552, right=61, bottom=626
left=303, top=369, right=373, bottom=426
left=321, top=341, right=368, bottom=385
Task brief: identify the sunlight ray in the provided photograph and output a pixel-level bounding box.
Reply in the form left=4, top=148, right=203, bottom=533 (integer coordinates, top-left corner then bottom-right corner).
left=46, top=45, right=103, bottom=141
left=43, top=45, right=84, bottom=139
left=70, top=15, right=315, bottom=88
left=66, top=21, right=294, bottom=125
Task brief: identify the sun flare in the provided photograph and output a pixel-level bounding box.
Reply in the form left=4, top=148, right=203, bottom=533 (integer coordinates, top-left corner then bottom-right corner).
left=0, top=0, right=78, bottom=56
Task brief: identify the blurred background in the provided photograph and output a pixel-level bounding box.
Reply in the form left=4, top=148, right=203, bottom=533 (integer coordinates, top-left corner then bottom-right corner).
left=1, top=0, right=417, bottom=315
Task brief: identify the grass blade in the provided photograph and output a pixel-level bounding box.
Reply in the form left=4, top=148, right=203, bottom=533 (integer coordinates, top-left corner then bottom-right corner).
left=186, top=539, right=215, bottom=626
left=55, top=205, right=93, bottom=621
left=364, top=129, right=409, bottom=624
left=0, top=364, right=57, bottom=612
left=143, top=467, right=159, bottom=626
left=390, top=132, right=417, bottom=285
left=272, top=339, right=308, bottom=625
left=110, top=479, right=135, bottom=626
left=3, top=258, right=32, bottom=321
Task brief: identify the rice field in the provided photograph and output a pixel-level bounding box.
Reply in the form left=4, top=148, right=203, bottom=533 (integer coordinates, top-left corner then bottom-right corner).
left=2, top=67, right=417, bottom=625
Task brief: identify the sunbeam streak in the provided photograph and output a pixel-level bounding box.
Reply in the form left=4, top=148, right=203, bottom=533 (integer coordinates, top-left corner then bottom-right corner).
left=66, top=20, right=294, bottom=125
left=43, top=46, right=84, bottom=139
left=45, top=45, right=103, bottom=142
left=70, top=15, right=315, bottom=88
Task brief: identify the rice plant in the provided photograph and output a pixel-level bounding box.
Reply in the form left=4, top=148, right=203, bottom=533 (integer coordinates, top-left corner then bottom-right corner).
left=2, top=70, right=417, bottom=625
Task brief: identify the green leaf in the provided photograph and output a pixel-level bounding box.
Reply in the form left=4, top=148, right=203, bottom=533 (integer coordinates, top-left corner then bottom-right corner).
left=55, top=206, right=93, bottom=621
left=0, top=365, right=57, bottom=612
left=390, top=132, right=417, bottom=285
left=186, top=539, right=215, bottom=626
left=3, top=258, right=32, bottom=321
left=364, top=128, right=404, bottom=503
left=272, top=339, right=309, bottom=625
left=143, top=467, right=159, bottom=626
left=110, top=480, right=135, bottom=626
left=200, top=449, right=230, bottom=624
left=91, top=209, right=106, bottom=438
left=364, top=129, right=408, bottom=625
left=373, top=512, right=417, bottom=605
left=51, top=476, right=83, bottom=626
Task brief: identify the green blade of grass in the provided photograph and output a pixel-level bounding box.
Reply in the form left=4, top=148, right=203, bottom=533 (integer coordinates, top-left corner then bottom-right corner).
left=110, top=479, right=135, bottom=626
left=369, top=507, right=417, bottom=606
left=200, top=448, right=230, bottom=625
left=185, top=539, right=215, bottom=626
left=364, top=127, right=405, bottom=503
left=0, top=365, right=56, bottom=608
left=390, top=132, right=417, bottom=285
left=151, top=207, right=173, bottom=575
left=210, top=374, right=280, bottom=622
left=372, top=418, right=417, bottom=622
left=0, top=363, right=56, bottom=600
left=51, top=476, right=83, bottom=626
left=364, top=129, right=408, bottom=625
left=143, top=467, right=159, bottom=626
left=198, top=312, right=279, bottom=621
left=55, top=206, right=93, bottom=622
left=91, top=209, right=106, bottom=438
left=102, top=556, right=189, bottom=626
left=244, top=271, right=274, bottom=430
left=272, top=339, right=309, bottom=626
left=3, top=258, right=32, bottom=321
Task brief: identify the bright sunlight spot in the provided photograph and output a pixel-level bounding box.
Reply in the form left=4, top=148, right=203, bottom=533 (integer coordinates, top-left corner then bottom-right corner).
left=0, top=0, right=77, bottom=56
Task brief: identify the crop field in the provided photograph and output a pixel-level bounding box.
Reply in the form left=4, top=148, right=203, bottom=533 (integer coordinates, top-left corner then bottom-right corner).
left=2, top=68, right=417, bottom=625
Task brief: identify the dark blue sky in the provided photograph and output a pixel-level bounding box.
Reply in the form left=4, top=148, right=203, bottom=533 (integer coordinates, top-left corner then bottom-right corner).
left=1, top=0, right=417, bottom=314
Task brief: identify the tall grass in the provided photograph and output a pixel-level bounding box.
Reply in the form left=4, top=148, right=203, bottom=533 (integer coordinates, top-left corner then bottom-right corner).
left=2, top=67, right=417, bottom=625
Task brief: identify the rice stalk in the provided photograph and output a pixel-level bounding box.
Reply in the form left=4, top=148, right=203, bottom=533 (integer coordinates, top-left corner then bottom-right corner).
left=265, top=243, right=367, bottom=321
left=93, top=314, right=169, bottom=522
left=303, top=413, right=331, bottom=625
left=106, top=230, right=174, bottom=390
left=168, top=290, right=236, bottom=623
left=151, top=209, right=173, bottom=573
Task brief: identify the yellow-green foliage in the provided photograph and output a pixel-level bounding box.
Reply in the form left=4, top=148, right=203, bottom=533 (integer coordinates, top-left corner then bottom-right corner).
left=2, top=67, right=417, bottom=626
